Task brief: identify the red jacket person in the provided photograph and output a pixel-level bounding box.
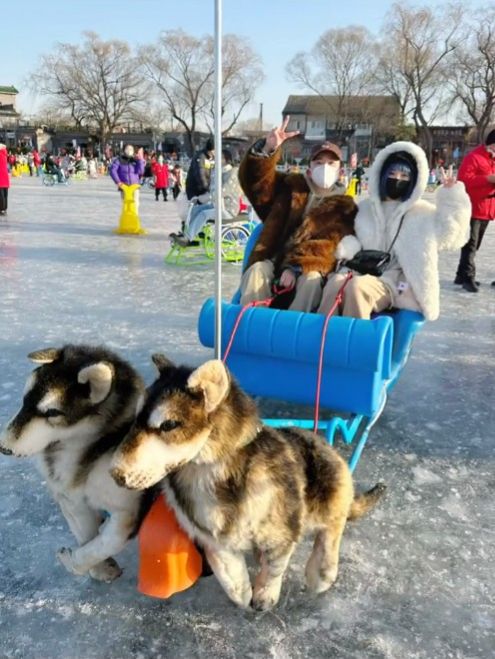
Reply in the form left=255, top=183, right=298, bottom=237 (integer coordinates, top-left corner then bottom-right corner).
left=454, top=125, right=495, bottom=292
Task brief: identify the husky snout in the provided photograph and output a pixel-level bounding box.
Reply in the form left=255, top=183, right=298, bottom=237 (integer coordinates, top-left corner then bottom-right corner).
left=0, top=443, right=13, bottom=456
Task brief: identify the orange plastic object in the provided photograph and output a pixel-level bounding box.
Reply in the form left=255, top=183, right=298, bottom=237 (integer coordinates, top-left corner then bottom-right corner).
left=138, top=495, right=202, bottom=598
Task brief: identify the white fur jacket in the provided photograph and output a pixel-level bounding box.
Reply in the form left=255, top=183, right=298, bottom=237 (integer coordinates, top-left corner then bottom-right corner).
left=335, top=142, right=471, bottom=321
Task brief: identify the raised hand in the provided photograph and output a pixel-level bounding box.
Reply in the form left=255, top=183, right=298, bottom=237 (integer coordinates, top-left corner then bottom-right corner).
left=440, top=165, right=456, bottom=188
left=264, top=116, right=300, bottom=153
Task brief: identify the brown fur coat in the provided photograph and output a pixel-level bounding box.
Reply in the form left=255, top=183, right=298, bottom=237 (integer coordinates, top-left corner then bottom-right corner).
left=238, top=146, right=357, bottom=276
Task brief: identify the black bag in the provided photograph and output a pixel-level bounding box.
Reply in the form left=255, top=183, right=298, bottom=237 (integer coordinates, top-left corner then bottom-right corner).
left=345, top=250, right=391, bottom=277
left=345, top=213, right=406, bottom=277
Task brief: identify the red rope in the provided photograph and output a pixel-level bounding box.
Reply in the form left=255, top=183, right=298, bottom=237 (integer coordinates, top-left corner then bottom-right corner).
left=222, top=286, right=292, bottom=364
left=221, top=273, right=353, bottom=436
left=313, top=272, right=353, bottom=432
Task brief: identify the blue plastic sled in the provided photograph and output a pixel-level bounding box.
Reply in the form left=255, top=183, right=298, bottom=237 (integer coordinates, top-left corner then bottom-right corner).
left=198, top=224, right=425, bottom=472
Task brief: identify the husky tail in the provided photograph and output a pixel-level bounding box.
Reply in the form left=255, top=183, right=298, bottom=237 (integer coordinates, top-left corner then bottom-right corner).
left=348, top=482, right=387, bottom=521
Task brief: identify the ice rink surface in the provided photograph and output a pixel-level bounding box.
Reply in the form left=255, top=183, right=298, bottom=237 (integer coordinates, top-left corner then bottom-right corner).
left=0, top=176, right=494, bottom=658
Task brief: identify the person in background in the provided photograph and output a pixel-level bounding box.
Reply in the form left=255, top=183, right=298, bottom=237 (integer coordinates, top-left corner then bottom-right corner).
left=185, top=138, right=215, bottom=200
left=109, top=145, right=145, bottom=212
left=142, top=152, right=153, bottom=185
left=353, top=162, right=366, bottom=195
left=171, top=163, right=183, bottom=200
left=183, top=149, right=243, bottom=242
left=0, top=143, right=10, bottom=215
left=27, top=152, right=34, bottom=176
left=88, top=155, right=98, bottom=179
left=7, top=151, right=16, bottom=172
left=32, top=149, right=42, bottom=176
left=152, top=154, right=169, bottom=201
left=61, top=151, right=75, bottom=178
left=453, top=125, right=495, bottom=292
left=44, top=153, right=65, bottom=183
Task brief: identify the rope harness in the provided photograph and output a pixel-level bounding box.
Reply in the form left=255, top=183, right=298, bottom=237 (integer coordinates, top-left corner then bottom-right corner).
left=222, top=272, right=354, bottom=432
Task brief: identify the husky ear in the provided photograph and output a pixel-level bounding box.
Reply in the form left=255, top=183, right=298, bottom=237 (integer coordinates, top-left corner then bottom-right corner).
left=187, top=360, right=230, bottom=414
left=151, top=353, right=176, bottom=374
left=78, top=362, right=114, bottom=404
left=28, top=348, right=61, bottom=364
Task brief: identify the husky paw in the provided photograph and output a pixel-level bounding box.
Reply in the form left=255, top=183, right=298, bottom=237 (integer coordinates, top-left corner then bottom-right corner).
left=89, top=558, right=123, bottom=583
left=228, top=585, right=253, bottom=609
left=57, top=547, right=87, bottom=576
left=251, top=584, right=282, bottom=611
left=305, top=566, right=337, bottom=594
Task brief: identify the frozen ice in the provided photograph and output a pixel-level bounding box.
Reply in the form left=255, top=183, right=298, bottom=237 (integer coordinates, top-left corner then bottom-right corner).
left=0, top=177, right=494, bottom=658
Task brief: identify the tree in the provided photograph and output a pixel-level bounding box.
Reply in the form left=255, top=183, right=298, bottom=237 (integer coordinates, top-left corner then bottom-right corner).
left=449, top=14, right=495, bottom=142
left=203, top=35, right=264, bottom=136
left=29, top=32, right=144, bottom=151
left=382, top=3, right=464, bottom=163
left=373, top=43, right=414, bottom=127
left=286, top=26, right=378, bottom=135
left=233, top=116, right=272, bottom=136
left=139, top=30, right=264, bottom=155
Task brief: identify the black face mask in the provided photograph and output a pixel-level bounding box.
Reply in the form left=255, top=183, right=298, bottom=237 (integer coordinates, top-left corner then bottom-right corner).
left=385, top=177, right=410, bottom=200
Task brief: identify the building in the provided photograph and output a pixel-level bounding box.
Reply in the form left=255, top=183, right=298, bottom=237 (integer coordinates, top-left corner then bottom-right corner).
left=281, top=94, right=402, bottom=163
left=0, top=85, right=21, bottom=145
left=425, top=126, right=476, bottom=165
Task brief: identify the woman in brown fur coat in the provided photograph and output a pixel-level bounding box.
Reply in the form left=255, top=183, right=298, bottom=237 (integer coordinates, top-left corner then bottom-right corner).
left=238, top=117, right=359, bottom=311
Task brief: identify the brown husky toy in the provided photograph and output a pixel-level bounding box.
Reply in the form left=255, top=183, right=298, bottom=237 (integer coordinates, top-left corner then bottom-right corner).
left=111, top=356, right=385, bottom=610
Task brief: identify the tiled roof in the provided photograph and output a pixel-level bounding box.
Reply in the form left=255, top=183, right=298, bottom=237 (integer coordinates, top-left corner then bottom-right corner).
left=282, top=95, right=400, bottom=117
left=0, top=86, right=19, bottom=94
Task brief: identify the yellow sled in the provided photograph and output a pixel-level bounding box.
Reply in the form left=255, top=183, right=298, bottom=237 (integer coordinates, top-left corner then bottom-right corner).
left=114, top=183, right=146, bottom=235
left=345, top=177, right=358, bottom=197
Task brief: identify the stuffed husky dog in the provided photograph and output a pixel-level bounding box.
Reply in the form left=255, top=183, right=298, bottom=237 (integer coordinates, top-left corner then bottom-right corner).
left=0, top=345, right=154, bottom=582
left=111, top=355, right=385, bottom=609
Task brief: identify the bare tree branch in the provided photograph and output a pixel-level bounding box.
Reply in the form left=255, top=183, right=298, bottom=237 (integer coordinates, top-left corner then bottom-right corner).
left=382, top=3, right=465, bottom=163
left=448, top=13, right=495, bottom=141
left=28, top=32, right=145, bottom=151
left=286, top=26, right=378, bottom=135
left=139, top=30, right=263, bottom=155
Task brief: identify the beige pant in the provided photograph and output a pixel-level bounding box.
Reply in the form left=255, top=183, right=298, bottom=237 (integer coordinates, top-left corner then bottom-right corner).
left=239, top=260, right=324, bottom=312
left=318, top=273, right=392, bottom=319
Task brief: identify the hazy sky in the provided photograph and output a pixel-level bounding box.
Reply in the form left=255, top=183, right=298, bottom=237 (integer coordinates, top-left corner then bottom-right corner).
left=2, top=0, right=472, bottom=126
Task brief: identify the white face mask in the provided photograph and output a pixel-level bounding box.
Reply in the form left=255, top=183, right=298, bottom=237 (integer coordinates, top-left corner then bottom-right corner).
left=124, top=147, right=134, bottom=157
left=311, top=163, right=338, bottom=189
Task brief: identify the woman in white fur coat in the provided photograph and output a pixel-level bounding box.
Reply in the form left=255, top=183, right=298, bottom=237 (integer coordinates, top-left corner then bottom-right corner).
left=318, top=141, right=471, bottom=321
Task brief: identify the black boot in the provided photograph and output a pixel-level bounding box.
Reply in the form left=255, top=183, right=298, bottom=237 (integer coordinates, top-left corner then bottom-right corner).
left=455, top=275, right=480, bottom=285
left=462, top=279, right=479, bottom=293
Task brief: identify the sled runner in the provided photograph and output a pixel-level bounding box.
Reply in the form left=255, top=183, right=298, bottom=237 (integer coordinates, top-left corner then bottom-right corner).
left=165, top=197, right=257, bottom=266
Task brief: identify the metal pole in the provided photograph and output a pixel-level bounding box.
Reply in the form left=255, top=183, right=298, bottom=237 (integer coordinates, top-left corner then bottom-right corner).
left=213, top=0, right=223, bottom=359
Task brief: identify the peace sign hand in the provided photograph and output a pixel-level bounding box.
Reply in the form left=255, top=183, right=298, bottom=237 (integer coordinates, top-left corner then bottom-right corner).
left=264, top=115, right=300, bottom=153
left=440, top=165, right=456, bottom=188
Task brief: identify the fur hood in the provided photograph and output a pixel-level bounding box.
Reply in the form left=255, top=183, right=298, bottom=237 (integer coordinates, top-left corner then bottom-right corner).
left=354, top=141, right=471, bottom=321
left=367, top=140, right=429, bottom=216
